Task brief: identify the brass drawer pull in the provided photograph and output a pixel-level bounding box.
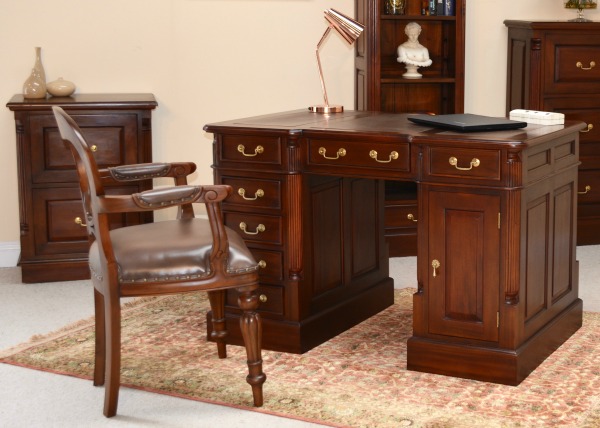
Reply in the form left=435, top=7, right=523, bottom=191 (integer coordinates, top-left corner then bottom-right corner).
left=237, top=144, right=264, bottom=157
left=238, top=188, right=265, bottom=200
left=576, top=61, right=596, bottom=70
left=74, top=217, right=87, bottom=227
left=258, top=260, right=267, bottom=269
left=580, top=123, right=594, bottom=133
left=239, top=222, right=266, bottom=235
left=432, top=259, right=440, bottom=278
left=318, top=147, right=346, bottom=160
left=90, top=145, right=98, bottom=152
left=407, top=213, right=418, bottom=222
left=578, top=185, right=592, bottom=195
left=369, top=150, right=399, bottom=163
left=259, top=294, right=268, bottom=303
left=449, top=156, right=480, bottom=171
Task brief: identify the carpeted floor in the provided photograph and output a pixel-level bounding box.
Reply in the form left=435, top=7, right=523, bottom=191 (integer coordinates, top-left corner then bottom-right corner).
left=2, top=286, right=600, bottom=427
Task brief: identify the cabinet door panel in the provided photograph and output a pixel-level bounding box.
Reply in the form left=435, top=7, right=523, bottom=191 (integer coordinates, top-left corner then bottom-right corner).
left=428, top=189, right=500, bottom=342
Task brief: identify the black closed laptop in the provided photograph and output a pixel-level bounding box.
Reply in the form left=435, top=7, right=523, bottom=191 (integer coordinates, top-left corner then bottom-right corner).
left=408, top=113, right=527, bottom=132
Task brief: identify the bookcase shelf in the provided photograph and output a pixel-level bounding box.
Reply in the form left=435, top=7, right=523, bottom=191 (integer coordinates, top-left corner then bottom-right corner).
left=354, top=0, right=466, bottom=256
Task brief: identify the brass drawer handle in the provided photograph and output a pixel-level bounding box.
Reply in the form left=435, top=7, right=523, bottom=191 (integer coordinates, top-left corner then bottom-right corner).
left=449, top=156, right=480, bottom=171
left=74, top=217, right=87, bottom=227
left=318, top=147, right=346, bottom=160
left=576, top=61, right=596, bottom=70
left=258, top=260, right=267, bottom=269
left=259, top=294, right=268, bottom=303
left=239, top=222, right=265, bottom=235
left=407, top=213, right=418, bottom=222
left=578, top=185, right=592, bottom=195
left=432, top=259, right=440, bottom=278
left=90, top=145, right=98, bottom=152
left=580, top=124, right=594, bottom=133
left=238, top=188, right=265, bottom=200
left=237, top=144, right=264, bottom=157
left=369, top=150, right=399, bottom=163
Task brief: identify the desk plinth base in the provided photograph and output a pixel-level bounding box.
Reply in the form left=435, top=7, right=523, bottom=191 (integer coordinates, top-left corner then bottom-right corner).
left=208, top=277, right=395, bottom=354
left=407, top=299, right=583, bottom=385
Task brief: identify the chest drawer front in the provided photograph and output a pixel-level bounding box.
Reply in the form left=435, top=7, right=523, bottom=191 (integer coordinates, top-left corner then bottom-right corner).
left=545, top=33, right=600, bottom=94
left=542, top=98, right=600, bottom=145
left=220, top=175, right=282, bottom=211
left=219, top=134, right=282, bottom=166
left=307, top=138, right=411, bottom=173
left=223, top=212, right=282, bottom=245
left=30, top=114, right=138, bottom=184
left=578, top=169, right=600, bottom=204
left=425, top=147, right=502, bottom=182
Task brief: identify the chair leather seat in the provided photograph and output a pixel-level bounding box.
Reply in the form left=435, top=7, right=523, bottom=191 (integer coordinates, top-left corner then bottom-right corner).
left=89, top=218, right=258, bottom=284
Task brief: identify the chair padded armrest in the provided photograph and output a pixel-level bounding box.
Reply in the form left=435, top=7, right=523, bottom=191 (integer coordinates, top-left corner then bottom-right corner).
left=132, top=185, right=203, bottom=208
left=106, top=162, right=196, bottom=181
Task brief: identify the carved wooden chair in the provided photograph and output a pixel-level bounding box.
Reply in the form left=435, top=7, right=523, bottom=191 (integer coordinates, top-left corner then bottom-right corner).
left=52, top=106, right=265, bottom=417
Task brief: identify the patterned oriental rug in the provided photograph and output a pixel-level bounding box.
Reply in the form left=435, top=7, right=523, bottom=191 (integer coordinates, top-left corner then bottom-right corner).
left=2, top=288, right=600, bottom=428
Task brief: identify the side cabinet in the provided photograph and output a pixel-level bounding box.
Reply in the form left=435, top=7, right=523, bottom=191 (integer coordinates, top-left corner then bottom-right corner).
left=409, top=134, right=582, bottom=385
left=7, top=94, right=157, bottom=283
left=505, top=20, right=600, bottom=245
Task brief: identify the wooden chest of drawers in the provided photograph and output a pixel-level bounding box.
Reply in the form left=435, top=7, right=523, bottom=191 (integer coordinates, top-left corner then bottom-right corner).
left=7, top=94, right=157, bottom=283
left=505, top=20, right=600, bottom=245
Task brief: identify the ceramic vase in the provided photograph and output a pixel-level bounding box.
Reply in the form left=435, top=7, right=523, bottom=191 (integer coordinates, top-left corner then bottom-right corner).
left=23, top=47, right=47, bottom=98
left=23, top=68, right=46, bottom=99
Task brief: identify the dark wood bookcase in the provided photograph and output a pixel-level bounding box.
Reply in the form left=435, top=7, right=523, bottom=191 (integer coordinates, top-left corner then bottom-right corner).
left=355, top=0, right=465, bottom=256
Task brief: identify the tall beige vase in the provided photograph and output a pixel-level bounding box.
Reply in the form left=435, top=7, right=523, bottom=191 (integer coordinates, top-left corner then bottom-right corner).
left=23, top=47, right=47, bottom=99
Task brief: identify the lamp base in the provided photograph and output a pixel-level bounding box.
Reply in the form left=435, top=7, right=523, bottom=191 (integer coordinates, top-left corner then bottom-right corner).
left=309, top=105, right=344, bottom=113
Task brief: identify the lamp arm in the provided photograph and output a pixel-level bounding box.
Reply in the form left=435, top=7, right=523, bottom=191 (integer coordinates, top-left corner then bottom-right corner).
left=316, top=26, right=333, bottom=107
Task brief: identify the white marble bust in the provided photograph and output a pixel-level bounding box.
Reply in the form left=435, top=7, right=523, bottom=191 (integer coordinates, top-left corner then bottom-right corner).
left=397, top=22, right=432, bottom=79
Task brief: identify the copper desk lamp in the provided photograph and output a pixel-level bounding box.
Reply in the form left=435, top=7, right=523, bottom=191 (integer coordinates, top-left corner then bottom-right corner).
left=309, top=9, right=364, bottom=114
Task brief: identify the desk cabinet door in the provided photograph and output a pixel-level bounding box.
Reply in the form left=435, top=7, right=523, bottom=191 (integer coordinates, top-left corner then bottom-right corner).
left=426, top=188, right=500, bottom=342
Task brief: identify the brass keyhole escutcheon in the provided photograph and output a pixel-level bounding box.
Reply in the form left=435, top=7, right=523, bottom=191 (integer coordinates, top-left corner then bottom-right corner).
left=432, top=259, right=440, bottom=278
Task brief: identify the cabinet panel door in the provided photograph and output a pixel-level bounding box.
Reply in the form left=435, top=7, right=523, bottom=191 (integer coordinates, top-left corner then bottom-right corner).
left=427, top=189, right=500, bottom=342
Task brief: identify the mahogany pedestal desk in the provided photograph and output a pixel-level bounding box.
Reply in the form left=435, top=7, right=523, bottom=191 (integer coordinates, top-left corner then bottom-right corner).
left=204, top=110, right=584, bottom=385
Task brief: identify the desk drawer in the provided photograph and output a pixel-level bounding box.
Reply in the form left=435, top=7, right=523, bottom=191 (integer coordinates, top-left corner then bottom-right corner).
left=307, top=138, right=411, bottom=172
left=223, top=212, right=282, bottom=245
left=221, top=175, right=282, bottom=211
left=250, top=248, right=284, bottom=283
left=219, top=134, right=282, bottom=166
left=425, top=147, right=502, bottom=182
left=544, top=33, right=600, bottom=94
left=226, top=283, right=284, bottom=316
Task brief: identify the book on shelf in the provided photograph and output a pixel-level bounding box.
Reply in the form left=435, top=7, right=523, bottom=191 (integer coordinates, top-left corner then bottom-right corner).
left=443, top=0, right=455, bottom=16
left=429, top=0, right=437, bottom=15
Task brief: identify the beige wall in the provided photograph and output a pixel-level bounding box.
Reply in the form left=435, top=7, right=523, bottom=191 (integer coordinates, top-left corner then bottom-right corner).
left=0, top=0, right=593, bottom=253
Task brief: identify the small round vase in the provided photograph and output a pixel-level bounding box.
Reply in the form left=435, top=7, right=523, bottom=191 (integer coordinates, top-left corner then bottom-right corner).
left=47, top=78, right=76, bottom=97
